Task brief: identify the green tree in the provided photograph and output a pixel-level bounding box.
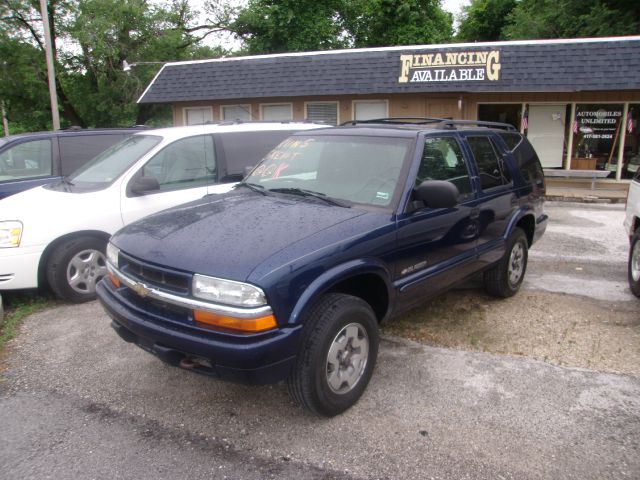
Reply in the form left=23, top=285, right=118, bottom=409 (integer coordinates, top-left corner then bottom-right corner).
left=345, top=0, right=453, bottom=48
left=231, top=0, right=454, bottom=54
left=232, top=0, right=349, bottom=54
left=503, top=0, right=640, bottom=39
left=456, top=0, right=517, bottom=42
left=0, top=0, right=231, bottom=131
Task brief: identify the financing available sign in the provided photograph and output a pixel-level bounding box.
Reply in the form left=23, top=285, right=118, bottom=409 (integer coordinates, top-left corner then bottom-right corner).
left=398, top=50, right=501, bottom=83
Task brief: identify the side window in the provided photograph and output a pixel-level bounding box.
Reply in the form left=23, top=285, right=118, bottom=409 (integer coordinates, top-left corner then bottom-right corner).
left=467, top=136, right=512, bottom=190
left=0, top=139, right=52, bottom=180
left=216, top=131, right=294, bottom=178
left=59, top=134, right=128, bottom=175
left=417, top=137, right=472, bottom=196
left=141, top=135, right=216, bottom=190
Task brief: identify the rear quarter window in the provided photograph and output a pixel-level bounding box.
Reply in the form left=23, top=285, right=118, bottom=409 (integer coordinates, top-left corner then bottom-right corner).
left=498, top=132, right=544, bottom=185
left=59, top=133, right=129, bottom=175
left=215, top=131, right=296, bottom=177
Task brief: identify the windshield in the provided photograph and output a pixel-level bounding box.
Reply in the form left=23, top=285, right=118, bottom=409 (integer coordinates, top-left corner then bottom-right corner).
left=244, top=135, right=412, bottom=208
left=68, top=135, right=161, bottom=186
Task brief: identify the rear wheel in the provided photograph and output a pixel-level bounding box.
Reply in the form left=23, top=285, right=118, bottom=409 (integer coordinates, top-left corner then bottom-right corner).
left=629, top=229, right=640, bottom=298
left=484, top=227, right=528, bottom=298
left=287, top=293, right=378, bottom=417
left=46, top=236, right=108, bottom=303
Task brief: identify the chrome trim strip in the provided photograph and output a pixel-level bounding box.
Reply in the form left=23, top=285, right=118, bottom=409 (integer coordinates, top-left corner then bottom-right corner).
left=108, top=263, right=273, bottom=319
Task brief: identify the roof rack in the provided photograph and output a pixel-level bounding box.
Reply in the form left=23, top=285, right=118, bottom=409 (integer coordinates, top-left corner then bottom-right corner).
left=340, top=117, right=517, bottom=131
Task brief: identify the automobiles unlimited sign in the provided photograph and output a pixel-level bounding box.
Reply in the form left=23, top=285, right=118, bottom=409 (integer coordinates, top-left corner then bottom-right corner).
left=398, top=50, right=501, bottom=83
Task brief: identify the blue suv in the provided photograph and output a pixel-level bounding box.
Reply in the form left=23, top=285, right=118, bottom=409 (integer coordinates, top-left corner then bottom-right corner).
left=97, top=119, right=547, bottom=416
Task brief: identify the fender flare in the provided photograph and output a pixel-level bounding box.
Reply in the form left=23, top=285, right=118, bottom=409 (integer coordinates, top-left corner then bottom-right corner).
left=286, top=258, right=394, bottom=326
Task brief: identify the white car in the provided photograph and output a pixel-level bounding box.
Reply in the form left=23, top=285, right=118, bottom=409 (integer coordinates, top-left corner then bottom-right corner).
left=0, top=122, right=327, bottom=303
left=625, top=168, right=640, bottom=297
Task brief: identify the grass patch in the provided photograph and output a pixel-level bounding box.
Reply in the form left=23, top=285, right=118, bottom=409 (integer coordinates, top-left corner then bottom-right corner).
left=1, top=292, right=57, bottom=352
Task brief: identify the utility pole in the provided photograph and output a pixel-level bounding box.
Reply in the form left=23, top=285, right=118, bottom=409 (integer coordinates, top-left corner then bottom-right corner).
left=39, top=0, right=60, bottom=130
left=1, top=100, right=8, bottom=136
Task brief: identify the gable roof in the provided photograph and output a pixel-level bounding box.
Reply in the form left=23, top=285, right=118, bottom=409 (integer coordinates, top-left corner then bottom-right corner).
left=138, top=36, right=640, bottom=104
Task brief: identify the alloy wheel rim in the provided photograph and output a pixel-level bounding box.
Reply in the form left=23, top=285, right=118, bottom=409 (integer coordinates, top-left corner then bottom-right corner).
left=326, top=323, right=369, bottom=395
left=66, top=249, right=107, bottom=294
left=508, top=242, right=525, bottom=287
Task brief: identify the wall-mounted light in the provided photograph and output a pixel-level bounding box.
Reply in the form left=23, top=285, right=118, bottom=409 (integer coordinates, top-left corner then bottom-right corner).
left=123, top=60, right=166, bottom=72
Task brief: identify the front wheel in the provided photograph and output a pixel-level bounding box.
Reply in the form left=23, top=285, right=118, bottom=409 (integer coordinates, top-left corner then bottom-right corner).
left=484, top=227, right=529, bottom=298
left=287, top=293, right=379, bottom=417
left=629, top=229, right=640, bottom=298
left=46, top=236, right=108, bottom=303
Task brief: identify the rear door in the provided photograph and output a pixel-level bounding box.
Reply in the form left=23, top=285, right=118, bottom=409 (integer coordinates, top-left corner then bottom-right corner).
left=461, top=132, right=518, bottom=267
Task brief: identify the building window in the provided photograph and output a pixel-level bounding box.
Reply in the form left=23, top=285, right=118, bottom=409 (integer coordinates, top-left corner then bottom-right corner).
left=260, top=103, right=292, bottom=121
left=570, top=103, right=624, bottom=171
left=353, top=100, right=388, bottom=121
left=184, top=107, right=213, bottom=125
left=306, top=102, right=339, bottom=125
left=477, top=104, right=522, bottom=130
left=624, top=105, right=640, bottom=179
left=221, top=105, right=251, bottom=121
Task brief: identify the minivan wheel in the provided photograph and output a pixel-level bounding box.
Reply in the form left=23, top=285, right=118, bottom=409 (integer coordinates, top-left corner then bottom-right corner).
left=287, top=293, right=379, bottom=417
left=629, top=229, right=640, bottom=298
left=46, top=236, right=108, bottom=303
left=484, top=227, right=528, bottom=298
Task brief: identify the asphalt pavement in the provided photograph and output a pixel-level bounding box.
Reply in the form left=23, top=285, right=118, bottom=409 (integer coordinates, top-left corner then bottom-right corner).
left=1, top=201, right=639, bottom=480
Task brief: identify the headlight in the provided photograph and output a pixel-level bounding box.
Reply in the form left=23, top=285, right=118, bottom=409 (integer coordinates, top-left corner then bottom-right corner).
left=106, top=243, right=120, bottom=267
left=192, top=274, right=267, bottom=307
left=0, top=221, right=23, bottom=248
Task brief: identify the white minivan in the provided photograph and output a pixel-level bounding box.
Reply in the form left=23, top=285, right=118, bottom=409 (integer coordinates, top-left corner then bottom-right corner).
left=0, top=122, right=327, bottom=302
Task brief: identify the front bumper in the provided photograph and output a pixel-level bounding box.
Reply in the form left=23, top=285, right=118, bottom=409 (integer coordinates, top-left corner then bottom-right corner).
left=96, top=280, right=301, bottom=384
left=0, top=246, right=43, bottom=290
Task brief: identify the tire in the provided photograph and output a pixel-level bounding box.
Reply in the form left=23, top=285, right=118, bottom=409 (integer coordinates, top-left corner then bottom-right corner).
left=629, top=229, right=640, bottom=298
left=287, top=293, right=379, bottom=417
left=484, top=227, right=528, bottom=298
left=46, top=236, right=108, bottom=303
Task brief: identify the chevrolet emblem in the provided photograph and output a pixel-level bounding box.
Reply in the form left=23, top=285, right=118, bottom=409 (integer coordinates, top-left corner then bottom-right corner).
left=131, top=281, right=151, bottom=298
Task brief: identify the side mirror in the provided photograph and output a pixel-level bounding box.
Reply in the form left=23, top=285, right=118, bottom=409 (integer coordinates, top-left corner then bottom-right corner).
left=414, top=180, right=459, bottom=209
left=130, top=176, right=160, bottom=196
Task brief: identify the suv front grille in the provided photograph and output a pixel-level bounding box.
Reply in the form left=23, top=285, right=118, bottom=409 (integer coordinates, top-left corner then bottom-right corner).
left=118, top=251, right=191, bottom=295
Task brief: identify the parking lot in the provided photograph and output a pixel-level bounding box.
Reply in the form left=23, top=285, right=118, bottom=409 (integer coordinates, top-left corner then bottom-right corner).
left=1, top=202, right=639, bottom=479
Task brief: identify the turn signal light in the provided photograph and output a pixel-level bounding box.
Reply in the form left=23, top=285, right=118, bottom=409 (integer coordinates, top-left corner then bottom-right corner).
left=193, top=310, right=277, bottom=333
left=109, top=272, right=121, bottom=288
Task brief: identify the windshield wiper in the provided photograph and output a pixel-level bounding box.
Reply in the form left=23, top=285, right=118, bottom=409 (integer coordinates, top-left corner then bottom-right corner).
left=268, top=187, right=350, bottom=207
left=237, top=181, right=267, bottom=195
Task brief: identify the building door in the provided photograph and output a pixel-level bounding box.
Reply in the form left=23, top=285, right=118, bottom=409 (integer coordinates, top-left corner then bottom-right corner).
left=527, top=104, right=566, bottom=168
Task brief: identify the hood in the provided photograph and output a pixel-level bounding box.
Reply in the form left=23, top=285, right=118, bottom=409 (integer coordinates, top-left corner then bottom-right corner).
left=0, top=183, right=119, bottom=247
left=112, top=189, right=371, bottom=281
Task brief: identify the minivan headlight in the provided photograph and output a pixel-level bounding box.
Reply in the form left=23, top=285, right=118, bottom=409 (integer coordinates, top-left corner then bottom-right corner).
left=106, top=242, right=120, bottom=267
left=0, top=221, right=23, bottom=248
left=192, top=274, right=267, bottom=307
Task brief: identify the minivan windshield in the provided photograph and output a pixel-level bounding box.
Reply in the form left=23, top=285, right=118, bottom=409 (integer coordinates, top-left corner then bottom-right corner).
left=244, top=135, right=412, bottom=209
left=67, top=135, right=161, bottom=187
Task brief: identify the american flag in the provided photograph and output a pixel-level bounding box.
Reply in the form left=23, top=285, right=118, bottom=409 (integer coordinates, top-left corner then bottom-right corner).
left=628, top=108, right=634, bottom=134
left=521, top=108, right=528, bottom=131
